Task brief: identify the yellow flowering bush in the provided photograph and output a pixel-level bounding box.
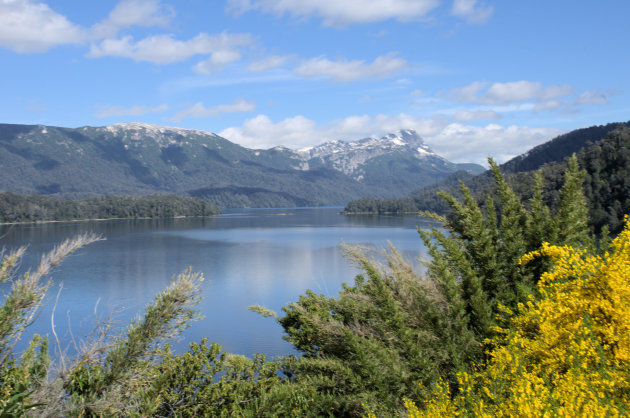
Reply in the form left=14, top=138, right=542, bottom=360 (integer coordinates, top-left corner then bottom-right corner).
left=409, top=217, right=630, bottom=417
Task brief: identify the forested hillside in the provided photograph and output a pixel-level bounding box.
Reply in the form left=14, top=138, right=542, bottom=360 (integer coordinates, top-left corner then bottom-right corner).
left=501, top=121, right=630, bottom=173
left=0, top=192, right=219, bottom=223
left=0, top=123, right=368, bottom=207
left=580, top=127, right=630, bottom=233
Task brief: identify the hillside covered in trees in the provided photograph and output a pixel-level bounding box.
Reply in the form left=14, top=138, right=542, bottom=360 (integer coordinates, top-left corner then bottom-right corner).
left=0, top=193, right=220, bottom=224
left=1, top=148, right=628, bottom=415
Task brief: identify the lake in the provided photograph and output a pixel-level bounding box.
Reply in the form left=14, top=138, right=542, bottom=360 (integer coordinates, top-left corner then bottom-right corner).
left=0, top=207, right=435, bottom=359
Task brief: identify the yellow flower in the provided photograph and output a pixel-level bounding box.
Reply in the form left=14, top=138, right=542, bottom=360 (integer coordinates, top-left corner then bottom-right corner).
left=405, top=217, right=630, bottom=417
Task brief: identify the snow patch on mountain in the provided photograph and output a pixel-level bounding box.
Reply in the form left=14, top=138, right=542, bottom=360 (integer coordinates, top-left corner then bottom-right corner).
left=101, top=122, right=219, bottom=148
left=294, top=130, right=446, bottom=177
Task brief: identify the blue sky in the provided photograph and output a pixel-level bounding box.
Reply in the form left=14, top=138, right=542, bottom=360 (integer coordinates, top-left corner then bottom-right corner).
left=1, top=0, right=628, bottom=165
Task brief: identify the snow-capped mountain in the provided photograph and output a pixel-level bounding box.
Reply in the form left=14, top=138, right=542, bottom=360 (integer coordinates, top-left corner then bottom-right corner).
left=294, top=130, right=470, bottom=181
left=298, top=130, right=432, bottom=160
left=0, top=122, right=483, bottom=207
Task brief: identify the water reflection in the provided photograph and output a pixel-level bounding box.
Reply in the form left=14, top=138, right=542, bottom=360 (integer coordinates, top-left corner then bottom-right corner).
left=0, top=208, right=433, bottom=358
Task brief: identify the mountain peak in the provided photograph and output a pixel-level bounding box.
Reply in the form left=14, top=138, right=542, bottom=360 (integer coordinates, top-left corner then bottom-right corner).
left=378, top=129, right=424, bottom=147
left=292, top=129, right=445, bottom=179
left=297, top=129, right=433, bottom=159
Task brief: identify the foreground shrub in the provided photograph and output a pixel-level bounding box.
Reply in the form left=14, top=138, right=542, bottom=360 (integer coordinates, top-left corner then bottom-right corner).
left=0, top=235, right=209, bottom=416
left=408, top=217, right=630, bottom=416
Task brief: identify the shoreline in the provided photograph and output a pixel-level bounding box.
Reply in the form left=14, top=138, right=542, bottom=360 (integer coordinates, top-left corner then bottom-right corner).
left=0, top=214, right=220, bottom=226
left=342, top=211, right=420, bottom=215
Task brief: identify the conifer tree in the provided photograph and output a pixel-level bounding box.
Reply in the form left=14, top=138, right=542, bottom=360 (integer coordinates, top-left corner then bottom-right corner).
left=556, top=154, right=591, bottom=247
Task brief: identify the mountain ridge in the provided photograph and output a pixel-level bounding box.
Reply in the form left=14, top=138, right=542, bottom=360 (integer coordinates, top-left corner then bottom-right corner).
left=0, top=122, right=484, bottom=208
left=294, top=130, right=458, bottom=180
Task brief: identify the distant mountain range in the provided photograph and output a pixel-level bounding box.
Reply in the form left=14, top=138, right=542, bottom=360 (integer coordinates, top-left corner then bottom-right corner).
left=0, top=123, right=483, bottom=208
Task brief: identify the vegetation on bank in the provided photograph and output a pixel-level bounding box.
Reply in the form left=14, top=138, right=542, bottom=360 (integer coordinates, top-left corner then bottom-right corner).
left=0, top=193, right=220, bottom=224
left=0, top=152, right=628, bottom=415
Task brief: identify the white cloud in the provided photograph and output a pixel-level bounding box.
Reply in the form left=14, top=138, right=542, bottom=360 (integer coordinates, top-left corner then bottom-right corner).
left=0, top=0, right=176, bottom=53
left=218, top=113, right=437, bottom=150
left=428, top=123, right=561, bottom=164
left=227, top=0, right=440, bottom=26
left=247, top=55, right=289, bottom=72
left=194, top=50, right=242, bottom=74
left=0, top=0, right=85, bottom=52
left=91, top=0, right=174, bottom=39
left=1, top=0, right=254, bottom=75
left=219, top=114, right=318, bottom=149
left=96, top=103, right=168, bottom=118
left=172, top=99, right=255, bottom=122
left=451, top=80, right=573, bottom=105
left=451, top=0, right=493, bottom=24
left=533, top=100, right=563, bottom=113
left=450, top=81, right=489, bottom=102
left=218, top=112, right=561, bottom=165
left=452, top=110, right=500, bottom=121
left=293, top=53, right=408, bottom=82
left=486, top=81, right=572, bottom=103
left=574, top=90, right=611, bottom=106
left=87, top=32, right=254, bottom=64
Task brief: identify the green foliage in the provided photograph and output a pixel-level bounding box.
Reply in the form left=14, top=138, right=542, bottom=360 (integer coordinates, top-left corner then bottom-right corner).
left=343, top=196, right=417, bottom=214
left=0, top=234, right=102, bottom=415
left=0, top=335, right=49, bottom=416
left=272, top=244, right=481, bottom=415
left=248, top=305, right=277, bottom=318
left=556, top=155, right=590, bottom=246
left=417, top=156, right=591, bottom=341
left=409, top=218, right=630, bottom=416
left=579, top=126, right=630, bottom=234
left=0, top=192, right=220, bottom=224
left=272, top=156, right=594, bottom=416
left=139, top=340, right=292, bottom=416
left=64, top=269, right=204, bottom=416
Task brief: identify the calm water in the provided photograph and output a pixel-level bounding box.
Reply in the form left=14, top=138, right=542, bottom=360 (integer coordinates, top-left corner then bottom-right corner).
left=0, top=207, right=434, bottom=359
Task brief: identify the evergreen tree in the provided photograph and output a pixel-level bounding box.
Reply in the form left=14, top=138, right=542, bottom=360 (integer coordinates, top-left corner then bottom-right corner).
left=556, top=155, right=590, bottom=247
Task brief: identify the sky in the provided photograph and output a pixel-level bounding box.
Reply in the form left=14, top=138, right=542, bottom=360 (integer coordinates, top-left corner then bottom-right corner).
left=1, top=0, right=629, bottom=165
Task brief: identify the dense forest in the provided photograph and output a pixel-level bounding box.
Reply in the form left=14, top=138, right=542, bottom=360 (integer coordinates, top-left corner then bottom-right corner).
left=345, top=125, right=630, bottom=234
left=1, top=147, right=628, bottom=415
left=0, top=192, right=220, bottom=223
